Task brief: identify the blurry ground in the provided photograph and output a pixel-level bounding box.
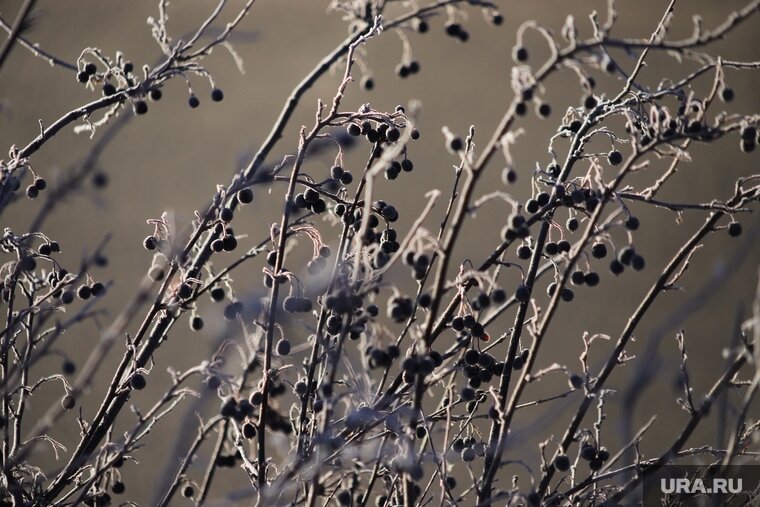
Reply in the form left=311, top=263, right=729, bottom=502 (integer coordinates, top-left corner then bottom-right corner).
left=1, top=0, right=760, bottom=505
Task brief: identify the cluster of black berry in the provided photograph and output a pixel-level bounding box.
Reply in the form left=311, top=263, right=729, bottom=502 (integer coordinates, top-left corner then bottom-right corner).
left=76, top=62, right=101, bottom=84
left=579, top=441, right=611, bottom=471
left=283, top=295, right=313, bottom=313
left=222, top=300, right=245, bottom=320
left=623, top=98, right=741, bottom=149
left=384, top=158, right=414, bottom=181
left=395, top=60, right=421, bottom=79
left=262, top=408, right=293, bottom=434
left=451, top=313, right=488, bottom=340
left=324, top=303, right=372, bottom=342
left=220, top=396, right=255, bottom=421
left=345, top=405, right=381, bottom=432
left=402, top=249, right=429, bottom=280
left=294, top=187, right=327, bottom=214
left=306, top=251, right=329, bottom=277
left=76, top=56, right=229, bottom=115
left=473, top=288, right=507, bottom=312
left=609, top=245, right=646, bottom=276
left=387, top=294, right=414, bottom=323
left=215, top=451, right=242, bottom=468
left=546, top=280, right=575, bottom=302
left=740, top=125, right=759, bottom=153
left=347, top=119, right=413, bottom=148
left=367, top=343, right=400, bottom=369
left=401, top=352, right=442, bottom=384
left=25, top=176, right=46, bottom=199
left=452, top=435, right=487, bottom=463
left=564, top=186, right=601, bottom=213
left=570, top=269, right=600, bottom=287
left=461, top=348, right=502, bottom=390
left=444, top=22, right=470, bottom=43
left=51, top=273, right=105, bottom=305
left=328, top=164, right=354, bottom=186
left=370, top=226, right=401, bottom=269
left=502, top=212, right=531, bottom=241
left=324, top=289, right=363, bottom=316
left=37, top=240, right=60, bottom=255
left=79, top=456, right=129, bottom=505
left=210, top=226, right=238, bottom=253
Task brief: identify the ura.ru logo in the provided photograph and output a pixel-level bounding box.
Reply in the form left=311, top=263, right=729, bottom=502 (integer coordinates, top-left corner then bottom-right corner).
left=661, top=478, right=742, bottom=495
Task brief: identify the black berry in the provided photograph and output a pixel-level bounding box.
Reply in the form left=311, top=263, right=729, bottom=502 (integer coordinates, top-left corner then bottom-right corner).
left=513, top=46, right=528, bottom=62
left=133, top=100, right=148, bottom=115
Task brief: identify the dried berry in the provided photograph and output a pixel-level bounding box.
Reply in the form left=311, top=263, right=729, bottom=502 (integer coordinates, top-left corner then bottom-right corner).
left=276, top=338, right=291, bottom=356
left=237, top=188, right=254, bottom=204
left=515, top=284, right=531, bottom=303
left=130, top=373, right=146, bottom=390
left=513, top=46, right=528, bottom=62
left=554, top=454, right=571, bottom=472
left=61, top=394, right=76, bottom=410
left=133, top=100, right=148, bottom=115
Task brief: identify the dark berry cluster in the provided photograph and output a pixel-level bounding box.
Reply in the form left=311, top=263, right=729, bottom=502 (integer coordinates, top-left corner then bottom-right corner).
left=452, top=435, right=487, bottom=463
left=402, top=249, right=429, bottom=279
left=283, top=295, right=313, bottom=313
left=471, top=288, right=507, bottom=312
left=25, top=176, right=47, bottom=199
left=52, top=274, right=105, bottom=305
left=294, top=187, right=327, bottom=214
left=76, top=61, right=99, bottom=84
left=401, top=352, right=442, bottom=384
left=451, top=313, right=488, bottom=340
left=384, top=158, right=414, bottom=180
left=579, top=441, right=611, bottom=471
left=223, top=300, right=245, bottom=320
left=502, top=212, right=531, bottom=241
left=740, top=125, right=759, bottom=153
left=210, top=224, right=238, bottom=253
left=395, top=60, right=421, bottom=79
left=609, top=245, right=646, bottom=276
left=307, top=245, right=331, bottom=275
left=387, top=294, right=414, bottom=323
left=37, top=240, right=60, bottom=256
left=329, top=164, right=353, bottom=186
left=445, top=22, right=470, bottom=43
left=367, top=343, right=400, bottom=369
left=461, top=348, right=508, bottom=390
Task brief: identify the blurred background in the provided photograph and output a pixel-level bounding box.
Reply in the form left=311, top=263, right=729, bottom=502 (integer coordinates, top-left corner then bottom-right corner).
left=1, top=0, right=759, bottom=504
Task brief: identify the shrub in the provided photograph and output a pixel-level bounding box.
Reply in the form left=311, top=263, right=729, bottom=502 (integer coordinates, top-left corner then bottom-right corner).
left=1, top=1, right=760, bottom=506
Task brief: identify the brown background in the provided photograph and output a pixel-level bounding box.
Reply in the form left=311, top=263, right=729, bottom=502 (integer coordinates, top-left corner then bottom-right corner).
left=1, top=0, right=759, bottom=505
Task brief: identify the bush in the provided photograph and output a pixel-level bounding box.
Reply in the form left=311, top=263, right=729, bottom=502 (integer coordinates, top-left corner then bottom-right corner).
left=1, top=1, right=760, bottom=505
